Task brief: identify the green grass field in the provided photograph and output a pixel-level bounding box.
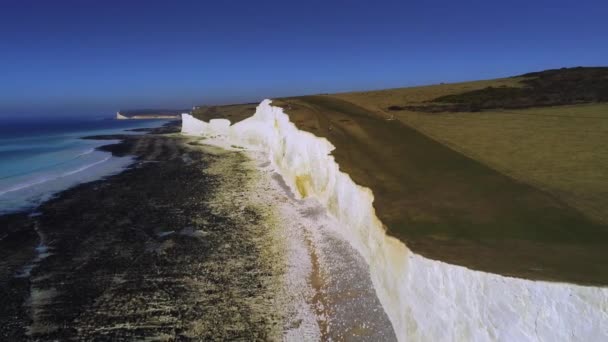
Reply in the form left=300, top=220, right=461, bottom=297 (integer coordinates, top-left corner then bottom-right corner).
left=193, top=69, right=608, bottom=285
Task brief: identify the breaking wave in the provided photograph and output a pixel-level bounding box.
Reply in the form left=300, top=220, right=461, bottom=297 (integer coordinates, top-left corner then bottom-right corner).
left=0, top=156, right=111, bottom=196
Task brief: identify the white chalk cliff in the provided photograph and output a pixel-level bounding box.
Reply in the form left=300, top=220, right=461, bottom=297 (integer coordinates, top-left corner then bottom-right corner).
left=182, top=100, right=608, bottom=341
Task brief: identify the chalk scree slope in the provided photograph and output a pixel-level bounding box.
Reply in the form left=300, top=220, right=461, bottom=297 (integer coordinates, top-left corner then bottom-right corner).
left=182, top=100, right=608, bottom=341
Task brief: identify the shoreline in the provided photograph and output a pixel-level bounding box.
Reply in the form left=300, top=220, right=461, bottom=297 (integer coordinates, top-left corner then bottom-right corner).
left=0, top=121, right=394, bottom=340
left=0, top=124, right=288, bottom=339
left=0, top=120, right=177, bottom=217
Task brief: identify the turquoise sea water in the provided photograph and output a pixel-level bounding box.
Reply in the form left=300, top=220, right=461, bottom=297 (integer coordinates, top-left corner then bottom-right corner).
left=0, top=117, right=168, bottom=214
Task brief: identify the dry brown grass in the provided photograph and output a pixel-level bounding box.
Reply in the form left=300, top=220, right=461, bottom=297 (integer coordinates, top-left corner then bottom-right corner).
left=333, top=80, right=608, bottom=224
left=190, top=76, right=608, bottom=284
left=192, top=103, right=258, bottom=123
left=270, top=96, right=608, bottom=285
left=391, top=104, right=608, bottom=224
left=333, top=77, right=525, bottom=116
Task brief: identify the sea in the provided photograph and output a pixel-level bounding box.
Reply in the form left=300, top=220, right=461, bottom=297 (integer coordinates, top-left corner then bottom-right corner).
left=0, top=117, right=169, bottom=215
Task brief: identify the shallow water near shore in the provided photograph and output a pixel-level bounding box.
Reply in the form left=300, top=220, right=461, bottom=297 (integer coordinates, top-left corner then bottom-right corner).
left=0, top=117, right=169, bottom=214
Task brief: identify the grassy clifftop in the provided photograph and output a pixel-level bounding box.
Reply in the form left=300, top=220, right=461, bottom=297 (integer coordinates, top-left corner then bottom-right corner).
left=192, top=67, right=608, bottom=285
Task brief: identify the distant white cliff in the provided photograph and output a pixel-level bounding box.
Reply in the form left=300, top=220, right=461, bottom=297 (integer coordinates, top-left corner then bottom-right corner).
left=181, top=100, right=608, bottom=342
left=116, top=112, right=129, bottom=120
left=116, top=111, right=182, bottom=120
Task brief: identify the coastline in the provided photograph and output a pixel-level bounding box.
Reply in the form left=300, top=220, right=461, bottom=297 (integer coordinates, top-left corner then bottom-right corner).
left=0, top=122, right=394, bottom=340
left=0, top=119, right=174, bottom=216
left=8, top=97, right=606, bottom=340
left=0, top=124, right=287, bottom=339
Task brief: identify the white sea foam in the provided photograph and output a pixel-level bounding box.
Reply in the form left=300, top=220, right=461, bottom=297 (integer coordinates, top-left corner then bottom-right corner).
left=182, top=100, right=608, bottom=342
left=0, top=152, right=133, bottom=214
left=0, top=156, right=111, bottom=196
left=62, top=156, right=111, bottom=176
left=76, top=148, right=95, bottom=157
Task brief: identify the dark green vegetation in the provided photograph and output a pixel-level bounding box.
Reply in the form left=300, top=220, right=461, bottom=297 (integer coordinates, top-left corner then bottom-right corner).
left=0, top=128, right=283, bottom=340
left=195, top=95, right=608, bottom=285
left=119, top=108, right=188, bottom=117
left=191, top=103, right=258, bottom=121
left=389, top=67, right=608, bottom=112
left=121, top=109, right=188, bottom=115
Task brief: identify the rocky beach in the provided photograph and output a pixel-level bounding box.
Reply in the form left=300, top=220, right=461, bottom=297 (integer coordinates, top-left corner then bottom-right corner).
left=0, top=123, right=394, bottom=341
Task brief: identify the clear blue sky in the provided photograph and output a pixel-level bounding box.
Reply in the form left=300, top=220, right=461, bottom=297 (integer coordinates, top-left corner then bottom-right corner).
left=1, top=0, right=606, bottom=117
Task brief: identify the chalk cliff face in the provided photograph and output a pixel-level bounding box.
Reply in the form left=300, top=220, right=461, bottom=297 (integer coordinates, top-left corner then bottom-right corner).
left=182, top=100, right=608, bottom=341
left=116, top=112, right=129, bottom=120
